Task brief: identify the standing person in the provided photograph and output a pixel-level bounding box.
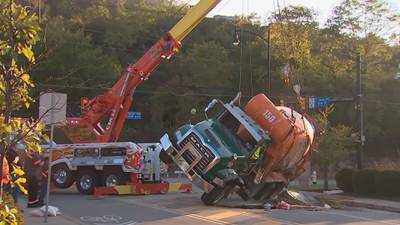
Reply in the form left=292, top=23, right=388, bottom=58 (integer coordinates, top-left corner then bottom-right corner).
left=311, top=170, right=317, bottom=185
left=24, top=151, right=43, bottom=208
left=38, top=155, right=49, bottom=205
left=1, top=156, right=10, bottom=193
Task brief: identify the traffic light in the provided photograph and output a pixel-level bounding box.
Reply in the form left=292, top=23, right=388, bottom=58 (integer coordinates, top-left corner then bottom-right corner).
left=80, top=97, right=89, bottom=107
left=80, top=97, right=90, bottom=112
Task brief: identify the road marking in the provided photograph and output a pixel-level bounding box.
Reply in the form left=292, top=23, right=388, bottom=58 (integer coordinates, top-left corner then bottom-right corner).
left=185, top=214, right=233, bottom=225
left=176, top=205, right=206, bottom=212
left=110, top=196, right=234, bottom=225
left=79, top=215, right=138, bottom=225
left=205, top=211, right=247, bottom=220
left=109, top=196, right=297, bottom=225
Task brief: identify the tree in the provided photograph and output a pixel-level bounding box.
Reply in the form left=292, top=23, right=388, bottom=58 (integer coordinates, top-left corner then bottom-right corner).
left=314, top=105, right=357, bottom=190
left=0, top=1, right=47, bottom=223
left=327, top=0, right=400, bottom=41
left=263, top=6, right=319, bottom=98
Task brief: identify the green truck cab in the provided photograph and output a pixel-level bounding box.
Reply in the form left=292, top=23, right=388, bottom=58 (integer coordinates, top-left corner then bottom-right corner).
left=160, top=94, right=286, bottom=205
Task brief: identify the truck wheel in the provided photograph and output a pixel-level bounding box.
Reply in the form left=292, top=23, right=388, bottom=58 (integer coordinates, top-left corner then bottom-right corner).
left=102, top=169, right=127, bottom=187
left=256, top=182, right=285, bottom=201
left=51, top=164, right=75, bottom=189
left=264, top=182, right=285, bottom=200
left=237, top=189, right=250, bottom=201
left=75, top=169, right=99, bottom=195
left=201, top=185, right=234, bottom=206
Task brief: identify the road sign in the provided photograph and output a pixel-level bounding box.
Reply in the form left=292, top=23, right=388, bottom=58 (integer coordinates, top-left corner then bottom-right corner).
left=308, top=96, right=331, bottom=108
left=38, top=92, right=67, bottom=222
left=315, top=97, right=331, bottom=107
left=308, top=97, right=315, bottom=109
left=126, top=112, right=142, bottom=120
left=39, top=92, right=67, bottom=125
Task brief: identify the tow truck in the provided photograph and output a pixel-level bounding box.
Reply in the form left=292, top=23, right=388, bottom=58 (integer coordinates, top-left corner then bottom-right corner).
left=160, top=93, right=315, bottom=205
left=49, top=0, right=224, bottom=194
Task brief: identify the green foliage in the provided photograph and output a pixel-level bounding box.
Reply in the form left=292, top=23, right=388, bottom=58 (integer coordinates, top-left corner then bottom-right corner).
left=349, top=169, right=400, bottom=197
left=335, top=168, right=354, bottom=193
left=0, top=1, right=46, bottom=224
left=0, top=1, right=45, bottom=152
left=5, top=0, right=399, bottom=159
left=375, top=170, right=400, bottom=197
left=352, top=169, right=378, bottom=195
left=33, top=18, right=120, bottom=87
left=327, top=0, right=400, bottom=40
left=314, top=106, right=357, bottom=166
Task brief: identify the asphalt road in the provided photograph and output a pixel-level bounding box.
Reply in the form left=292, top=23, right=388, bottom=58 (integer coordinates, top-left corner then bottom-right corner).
left=21, top=186, right=400, bottom=225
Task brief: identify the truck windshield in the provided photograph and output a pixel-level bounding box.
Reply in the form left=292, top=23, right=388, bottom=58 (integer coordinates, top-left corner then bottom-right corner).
left=217, top=111, right=257, bottom=154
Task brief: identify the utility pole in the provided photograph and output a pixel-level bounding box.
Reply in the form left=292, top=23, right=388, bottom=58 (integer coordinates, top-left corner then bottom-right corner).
left=38, top=0, right=41, bottom=24
left=356, top=52, right=364, bottom=169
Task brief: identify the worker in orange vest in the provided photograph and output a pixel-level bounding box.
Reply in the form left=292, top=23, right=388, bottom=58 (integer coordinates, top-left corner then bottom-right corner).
left=1, top=156, right=9, bottom=189
left=38, top=155, right=49, bottom=205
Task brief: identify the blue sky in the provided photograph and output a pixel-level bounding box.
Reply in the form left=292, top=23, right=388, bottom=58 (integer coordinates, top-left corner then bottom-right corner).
left=187, top=0, right=400, bottom=24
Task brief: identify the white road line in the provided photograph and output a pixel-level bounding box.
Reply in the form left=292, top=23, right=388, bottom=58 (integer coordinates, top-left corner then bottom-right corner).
left=185, top=214, right=233, bottom=225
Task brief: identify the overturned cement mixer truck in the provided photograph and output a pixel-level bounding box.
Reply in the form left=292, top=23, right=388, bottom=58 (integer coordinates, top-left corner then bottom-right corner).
left=160, top=93, right=315, bottom=205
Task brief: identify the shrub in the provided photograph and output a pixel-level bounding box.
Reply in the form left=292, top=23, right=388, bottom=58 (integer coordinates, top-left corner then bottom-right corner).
left=335, top=168, right=354, bottom=192
left=375, top=170, right=400, bottom=197
left=352, top=169, right=377, bottom=195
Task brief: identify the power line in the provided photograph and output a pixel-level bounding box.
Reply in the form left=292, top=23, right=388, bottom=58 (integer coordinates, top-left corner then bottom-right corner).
left=34, top=83, right=247, bottom=98
left=364, top=99, right=400, bottom=106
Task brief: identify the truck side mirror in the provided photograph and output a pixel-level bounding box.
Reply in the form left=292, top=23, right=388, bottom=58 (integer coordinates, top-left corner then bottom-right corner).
left=230, top=92, right=241, bottom=106
left=160, top=134, right=172, bottom=151
left=205, top=99, right=218, bottom=113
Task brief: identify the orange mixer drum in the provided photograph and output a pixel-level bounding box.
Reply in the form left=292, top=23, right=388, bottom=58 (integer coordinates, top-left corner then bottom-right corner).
left=244, top=94, right=292, bottom=143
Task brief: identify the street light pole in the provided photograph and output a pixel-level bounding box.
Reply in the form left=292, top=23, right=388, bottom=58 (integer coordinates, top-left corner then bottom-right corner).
left=356, top=52, right=364, bottom=169
left=232, top=27, right=271, bottom=95
left=267, top=25, right=271, bottom=94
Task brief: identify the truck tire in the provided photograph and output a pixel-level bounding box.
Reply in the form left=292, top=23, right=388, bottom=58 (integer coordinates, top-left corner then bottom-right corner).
left=255, top=182, right=285, bottom=201
left=75, top=169, right=99, bottom=195
left=237, top=189, right=250, bottom=201
left=201, top=185, right=234, bottom=206
left=264, top=182, right=285, bottom=200
left=102, top=168, right=127, bottom=187
left=51, top=164, right=75, bottom=189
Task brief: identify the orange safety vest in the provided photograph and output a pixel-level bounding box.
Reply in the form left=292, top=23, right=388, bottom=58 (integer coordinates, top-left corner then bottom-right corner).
left=1, top=157, right=9, bottom=185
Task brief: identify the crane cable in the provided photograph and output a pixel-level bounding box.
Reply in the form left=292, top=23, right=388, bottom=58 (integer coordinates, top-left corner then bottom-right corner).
left=238, top=0, right=245, bottom=93
left=247, top=0, right=254, bottom=96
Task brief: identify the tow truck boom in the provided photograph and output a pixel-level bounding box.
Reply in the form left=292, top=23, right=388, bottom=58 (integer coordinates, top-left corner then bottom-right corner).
left=64, top=0, right=221, bottom=143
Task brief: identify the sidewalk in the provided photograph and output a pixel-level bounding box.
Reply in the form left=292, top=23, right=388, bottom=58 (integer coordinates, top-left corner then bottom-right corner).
left=302, top=191, right=400, bottom=213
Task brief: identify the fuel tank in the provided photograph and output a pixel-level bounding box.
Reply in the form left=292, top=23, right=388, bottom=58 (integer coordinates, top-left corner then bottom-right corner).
left=244, top=94, right=315, bottom=183
left=244, top=94, right=292, bottom=143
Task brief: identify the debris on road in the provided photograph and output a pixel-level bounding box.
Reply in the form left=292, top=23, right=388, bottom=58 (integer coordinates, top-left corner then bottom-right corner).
left=219, top=189, right=331, bottom=211
left=272, top=201, right=291, bottom=210
left=29, top=206, right=61, bottom=217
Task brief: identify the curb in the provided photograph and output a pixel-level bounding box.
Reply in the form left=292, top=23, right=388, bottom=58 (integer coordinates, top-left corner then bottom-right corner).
left=314, top=196, right=400, bottom=214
